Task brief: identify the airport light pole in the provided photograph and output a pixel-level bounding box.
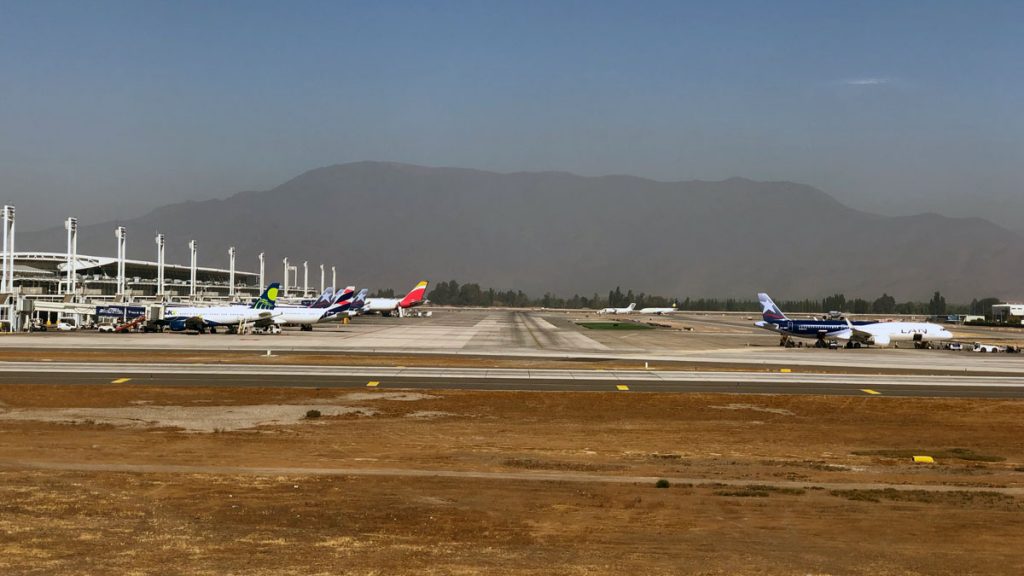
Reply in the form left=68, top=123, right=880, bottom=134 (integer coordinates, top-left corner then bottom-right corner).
left=258, top=252, right=265, bottom=290
left=64, top=218, right=78, bottom=296
left=282, top=257, right=289, bottom=297
left=1, top=206, right=14, bottom=331
left=228, top=246, right=236, bottom=299
left=331, top=266, right=336, bottom=293
left=1, top=206, right=7, bottom=293
left=303, top=261, right=308, bottom=297
left=319, top=264, right=324, bottom=293
left=155, top=234, right=165, bottom=297
left=2, top=205, right=14, bottom=293
left=114, top=226, right=126, bottom=298
left=189, top=240, right=198, bottom=299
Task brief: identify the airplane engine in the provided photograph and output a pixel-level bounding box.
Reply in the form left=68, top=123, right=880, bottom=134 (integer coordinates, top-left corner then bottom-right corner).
left=871, top=334, right=891, bottom=346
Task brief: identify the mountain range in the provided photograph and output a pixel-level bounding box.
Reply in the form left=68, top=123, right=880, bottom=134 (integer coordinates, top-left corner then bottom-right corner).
left=20, top=162, right=1024, bottom=302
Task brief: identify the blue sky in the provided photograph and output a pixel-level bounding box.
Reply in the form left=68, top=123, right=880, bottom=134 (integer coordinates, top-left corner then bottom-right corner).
left=1, top=0, right=1022, bottom=229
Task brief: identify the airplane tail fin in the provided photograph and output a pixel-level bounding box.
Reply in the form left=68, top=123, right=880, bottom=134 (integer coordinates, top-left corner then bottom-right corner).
left=758, top=293, right=788, bottom=322
left=351, top=288, right=368, bottom=309
left=399, top=281, right=429, bottom=308
left=332, top=286, right=356, bottom=306
left=251, top=283, right=281, bottom=310
left=320, top=286, right=362, bottom=320
left=626, top=303, right=636, bottom=311
left=308, top=287, right=335, bottom=309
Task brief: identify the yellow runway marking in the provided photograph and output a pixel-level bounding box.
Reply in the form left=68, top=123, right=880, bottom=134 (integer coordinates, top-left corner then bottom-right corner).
left=111, top=378, right=131, bottom=385
left=366, top=381, right=380, bottom=387
left=616, top=385, right=630, bottom=391
left=860, top=389, right=881, bottom=395
left=779, top=368, right=792, bottom=373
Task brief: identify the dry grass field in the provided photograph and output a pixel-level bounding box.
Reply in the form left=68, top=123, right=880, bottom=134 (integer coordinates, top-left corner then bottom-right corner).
left=1, top=383, right=1022, bottom=574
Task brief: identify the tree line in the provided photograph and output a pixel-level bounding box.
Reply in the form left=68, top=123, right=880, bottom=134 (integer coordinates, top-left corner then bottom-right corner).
left=424, top=280, right=1004, bottom=318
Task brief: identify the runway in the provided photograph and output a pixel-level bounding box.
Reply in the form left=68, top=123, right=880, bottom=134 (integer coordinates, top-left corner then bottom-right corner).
left=3, top=307, right=1023, bottom=375
left=4, top=362, right=1024, bottom=398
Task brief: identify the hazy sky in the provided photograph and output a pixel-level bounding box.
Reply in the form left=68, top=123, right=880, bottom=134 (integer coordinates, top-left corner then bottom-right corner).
left=2, top=0, right=1022, bottom=231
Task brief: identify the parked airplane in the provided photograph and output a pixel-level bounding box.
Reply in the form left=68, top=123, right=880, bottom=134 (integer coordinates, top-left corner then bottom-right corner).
left=639, top=305, right=677, bottom=315
left=755, top=293, right=952, bottom=347
left=362, top=281, right=429, bottom=317
left=599, top=303, right=636, bottom=314
left=273, top=286, right=355, bottom=330
left=165, top=283, right=281, bottom=332
left=321, top=288, right=368, bottom=321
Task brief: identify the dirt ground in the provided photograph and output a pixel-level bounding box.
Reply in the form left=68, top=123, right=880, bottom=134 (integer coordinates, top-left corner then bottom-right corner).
left=1, top=383, right=1023, bottom=574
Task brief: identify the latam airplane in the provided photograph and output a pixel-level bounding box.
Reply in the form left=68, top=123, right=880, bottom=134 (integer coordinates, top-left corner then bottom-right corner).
left=322, top=288, right=369, bottom=321
left=755, top=293, right=953, bottom=348
left=362, top=281, right=429, bottom=317
left=273, top=286, right=355, bottom=329
left=165, top=283, right=281, bottom=332
left=599, top=303, right=636, bottom=314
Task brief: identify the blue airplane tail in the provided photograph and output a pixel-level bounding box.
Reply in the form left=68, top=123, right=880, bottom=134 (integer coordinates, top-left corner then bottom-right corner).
left=250, top=283, right=281, bottom=310
left=758, top=292, right=788, bottom=322
left=320, top=287, right=362, bottom=320
left=309, top=287, right=335, bottom=309
left=351, top=288, right=368, bottom=310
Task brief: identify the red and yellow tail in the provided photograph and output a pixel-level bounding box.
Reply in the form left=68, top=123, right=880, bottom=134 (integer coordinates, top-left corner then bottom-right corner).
left=399, top=281, right=429, bottom=308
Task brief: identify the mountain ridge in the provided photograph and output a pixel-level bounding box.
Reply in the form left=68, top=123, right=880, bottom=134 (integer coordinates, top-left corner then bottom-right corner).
left=19, top=162, right=1024, bottom=302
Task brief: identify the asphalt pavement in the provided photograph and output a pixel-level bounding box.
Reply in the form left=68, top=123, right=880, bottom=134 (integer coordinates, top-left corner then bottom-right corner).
left=3, top=362, right=1023, bottom=398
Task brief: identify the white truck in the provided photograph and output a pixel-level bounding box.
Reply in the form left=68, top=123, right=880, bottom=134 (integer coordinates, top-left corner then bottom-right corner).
left=973, top=342, right=1004, bottom=353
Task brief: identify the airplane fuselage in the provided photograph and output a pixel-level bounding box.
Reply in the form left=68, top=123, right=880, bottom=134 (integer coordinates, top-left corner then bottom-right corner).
left=639, top=308, right=677, bottom=315
left=758, top=318, right=873, bottom=339
left=164, top=306, right=275, bottom=328
left=758, top=318, right=952, bottom=345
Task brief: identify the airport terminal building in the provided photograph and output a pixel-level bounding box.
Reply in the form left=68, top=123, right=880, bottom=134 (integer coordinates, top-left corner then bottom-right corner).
left=8, top=252, right=261, bottom=301
left=9, top=252, right=261, bottom=301
left=1, top=251, right=263, bottom=330
left=0, top=206, right=333, bottom=330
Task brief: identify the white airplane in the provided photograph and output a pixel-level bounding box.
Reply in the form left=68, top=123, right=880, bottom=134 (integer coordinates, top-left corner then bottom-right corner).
left=754, top=293, right=953, bottom=348
left=362, top=281, right=429, bottom=317
left=164, top=283, right=281, bottom=332
left=599, top=303, right=636, bottom=314
left=835, top=317, right=953, bottom=348
left=639, top=305, right=678, bottom=315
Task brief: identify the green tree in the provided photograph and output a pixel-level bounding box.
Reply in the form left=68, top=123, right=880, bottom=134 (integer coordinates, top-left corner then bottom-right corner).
left=928, top=291, right=947, bottom=316
left=821, top=294, right=847, bottom=313
left=871, top=293, right=896, bottom=314
left=970, top=297, right=1001, bottom=319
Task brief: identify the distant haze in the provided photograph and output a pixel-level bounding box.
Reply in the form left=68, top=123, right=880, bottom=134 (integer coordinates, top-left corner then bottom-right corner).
left=1, top=3, right=1023, bottom=231
left=20, top=162, right=1024, bottom=302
